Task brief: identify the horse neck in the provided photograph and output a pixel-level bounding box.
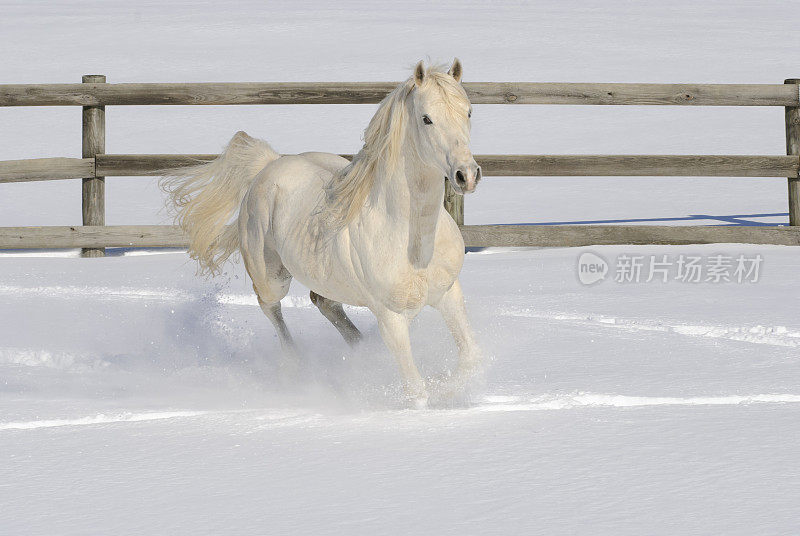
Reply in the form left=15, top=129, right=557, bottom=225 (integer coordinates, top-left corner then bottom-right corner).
left=370, top=143, right=445, bottom=268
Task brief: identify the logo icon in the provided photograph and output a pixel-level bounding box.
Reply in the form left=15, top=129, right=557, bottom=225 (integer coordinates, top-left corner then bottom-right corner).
left=577, top=251, right=608, bottom=285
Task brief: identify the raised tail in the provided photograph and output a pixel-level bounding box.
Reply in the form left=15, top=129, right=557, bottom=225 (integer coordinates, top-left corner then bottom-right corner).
left=160, top=131, right=281, bottom=275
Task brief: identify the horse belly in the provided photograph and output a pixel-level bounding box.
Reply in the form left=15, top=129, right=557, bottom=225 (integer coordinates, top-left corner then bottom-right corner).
left=255, top=157, right=366, bottom=306
left=286, top=254, right=367, bottom=307
left=270, top=218, right=366, bottom=306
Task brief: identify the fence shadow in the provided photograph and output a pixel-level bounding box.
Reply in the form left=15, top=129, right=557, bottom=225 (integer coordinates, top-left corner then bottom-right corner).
left=511, top=212, right=790, bottom=227
left=463, top=212, right=790, bottom=252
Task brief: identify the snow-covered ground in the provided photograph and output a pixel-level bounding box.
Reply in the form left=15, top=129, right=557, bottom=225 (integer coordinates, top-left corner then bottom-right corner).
left=3, top=247, right=800, bottom=534
left=2, top=1, right=800, bottom=534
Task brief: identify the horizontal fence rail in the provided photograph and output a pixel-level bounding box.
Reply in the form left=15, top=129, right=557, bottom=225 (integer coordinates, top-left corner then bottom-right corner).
left=1, top=82, right=799, bottom=107
left=1, top=77, right=799, bottom=252
left=2, top=225, right=800, bottom=250
left=0, top=157, right=95, bottom=181
left=2, top=154, right=799, bottom=183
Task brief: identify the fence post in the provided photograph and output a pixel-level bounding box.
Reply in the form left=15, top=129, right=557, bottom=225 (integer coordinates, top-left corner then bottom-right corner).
left=81, top=74, right=106, bottom=257
left=443, top=179, right=464, bottom=225
left=786, top=79, right=800, bottom=226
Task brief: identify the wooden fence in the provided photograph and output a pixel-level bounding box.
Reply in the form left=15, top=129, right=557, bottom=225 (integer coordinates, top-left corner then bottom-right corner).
left=1, top=76, right=799, bottom=256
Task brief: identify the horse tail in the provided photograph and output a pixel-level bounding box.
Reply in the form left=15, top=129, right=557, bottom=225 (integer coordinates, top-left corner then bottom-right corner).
left=160, top=131, right=281, bottom=275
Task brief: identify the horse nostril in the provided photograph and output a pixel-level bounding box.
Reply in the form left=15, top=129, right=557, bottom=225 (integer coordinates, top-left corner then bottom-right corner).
left=455, top=170, right=465, bottom=184
left=475, top=167, right=482, bottom=182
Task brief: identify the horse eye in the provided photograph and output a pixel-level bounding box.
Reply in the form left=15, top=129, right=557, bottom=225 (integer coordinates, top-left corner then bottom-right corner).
left=422, top=115, right=433, bottom=125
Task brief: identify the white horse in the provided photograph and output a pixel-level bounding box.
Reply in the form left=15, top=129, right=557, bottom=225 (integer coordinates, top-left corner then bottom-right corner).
left=162, top=59, right=482, bottom=407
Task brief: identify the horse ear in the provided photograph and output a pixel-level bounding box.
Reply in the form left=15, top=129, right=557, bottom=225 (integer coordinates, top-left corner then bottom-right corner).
left=413, top=60, right=425, bottom=87
left=448, top=58, right=463, bottom=82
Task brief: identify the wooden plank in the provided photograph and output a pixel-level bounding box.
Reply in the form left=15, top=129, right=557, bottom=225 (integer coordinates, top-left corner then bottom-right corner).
left=443, top=178, right=464, bottom=225
left=0, top=157, right=94, bottom=182
left=0, top=82, right=397, bottom=106
left=1, top=82, right=797, bottom=107
left=477, top=155, right=800, bottom=177
left=2, top=154, right=794, bottom=180
left=460, top=225, right=800, bottom=247
left=0, top=226, right=189, bottom=249
left=466, top=83, right=799, bottom=106
left=96, top=154, right=219, bottom=175
left=81, top=74, right=106, bottom=257
left=95, top=154, right=800, bottom=178
left=786, top=79, right=800, bottom=225
left=2, top=224, right=800, bottom=249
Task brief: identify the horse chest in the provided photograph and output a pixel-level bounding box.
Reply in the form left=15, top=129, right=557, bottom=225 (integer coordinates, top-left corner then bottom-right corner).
left=367, top=237, right=463, bottom=313
left=386, top=268, right=430, bottom=312
left=376, top=263, right=455, bottom=312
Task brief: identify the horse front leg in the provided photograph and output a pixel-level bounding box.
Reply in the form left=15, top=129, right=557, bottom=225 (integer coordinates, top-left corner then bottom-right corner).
left=434, top=279, right=482, bottom=379
left=373, top=308, right=428, bottom=408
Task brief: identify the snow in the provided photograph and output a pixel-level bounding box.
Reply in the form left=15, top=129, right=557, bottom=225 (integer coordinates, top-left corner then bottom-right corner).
left=3, top=247, right=800, bottom=534
left=2, top=1, right=800, bottom=534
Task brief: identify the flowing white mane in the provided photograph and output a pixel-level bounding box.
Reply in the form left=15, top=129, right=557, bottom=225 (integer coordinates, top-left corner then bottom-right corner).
left=317, top=64, right=470, bottom=234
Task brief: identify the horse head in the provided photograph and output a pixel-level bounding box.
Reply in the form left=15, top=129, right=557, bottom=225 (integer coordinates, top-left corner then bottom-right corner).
left=408, top=58, right=481, bottom=194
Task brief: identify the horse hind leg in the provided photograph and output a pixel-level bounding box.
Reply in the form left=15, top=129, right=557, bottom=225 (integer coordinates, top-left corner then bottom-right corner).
left=240, top=222, right=298, bottom=364
left=256, top=292, right=295, bottom=355
left=310, top=291, right=362, bottom=346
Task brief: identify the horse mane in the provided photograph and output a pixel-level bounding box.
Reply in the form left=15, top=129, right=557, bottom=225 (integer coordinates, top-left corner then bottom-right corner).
left=316, top=63, right=469, bottom=235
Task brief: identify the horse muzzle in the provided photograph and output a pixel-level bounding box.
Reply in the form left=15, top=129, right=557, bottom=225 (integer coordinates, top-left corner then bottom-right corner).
left=451, top=163, right=481, bottom=194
